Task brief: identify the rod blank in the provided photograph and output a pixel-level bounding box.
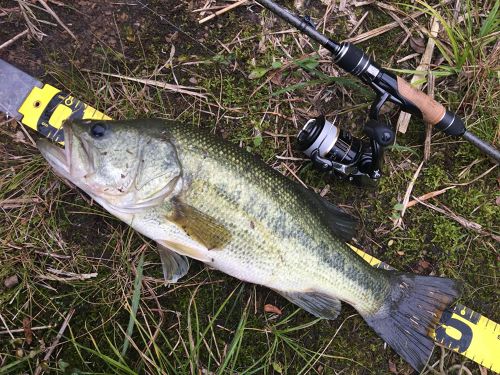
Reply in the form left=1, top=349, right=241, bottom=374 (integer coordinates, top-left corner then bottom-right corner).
left=462, top=131, right=500, bottom=164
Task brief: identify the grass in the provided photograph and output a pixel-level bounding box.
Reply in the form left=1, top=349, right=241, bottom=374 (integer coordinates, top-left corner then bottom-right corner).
left=0, top=0, right=499, bottom=374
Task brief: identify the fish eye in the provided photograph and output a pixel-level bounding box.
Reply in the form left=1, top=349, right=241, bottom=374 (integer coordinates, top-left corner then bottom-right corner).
left=90, top=123, right=107, bottom=139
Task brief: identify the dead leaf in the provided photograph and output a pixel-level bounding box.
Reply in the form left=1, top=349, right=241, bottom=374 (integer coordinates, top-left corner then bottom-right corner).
left=13, top=131, right=26, bottom=143
left=4, top=275, right=19, bottom=289
left=410, top=37, right=426, bottom=54
left=23, top=317, right=33, bottom=345
left=270, top=71, right=283, bottom=86
left=264, top=304, right=282, bottom=315
left=388, top=360, right=398, bottom=373
left=418, top=259, right=430, bottom=269
left=16, top=348, right=24, bottom=358
left=434, top=55, right=445, bottom=66
left=410, top=37, right=426, bottom=53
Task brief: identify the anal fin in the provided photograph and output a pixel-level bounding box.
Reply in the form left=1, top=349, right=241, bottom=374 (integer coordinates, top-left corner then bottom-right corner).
left=157, top=243, right=190, bottom=283
left=276, top=290, right=342, bottom=320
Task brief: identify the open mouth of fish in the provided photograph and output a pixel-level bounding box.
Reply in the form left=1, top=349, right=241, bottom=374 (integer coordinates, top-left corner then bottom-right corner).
left=37, top=123, right=72, bottom=176
left=36, top=122, right=94, bottom=185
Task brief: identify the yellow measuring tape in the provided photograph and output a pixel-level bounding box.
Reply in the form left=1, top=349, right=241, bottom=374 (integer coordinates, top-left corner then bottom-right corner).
left=17, top=83, right=110, bottom=142
left=16, top=83, right=500, bottom=372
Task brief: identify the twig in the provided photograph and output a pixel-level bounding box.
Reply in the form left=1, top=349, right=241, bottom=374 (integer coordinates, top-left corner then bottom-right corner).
left=394, top=161, right=424, bottom=228
left=0, top=325, right=54, bottom=335
left=415, top=199, right=500, bottom=242
left=281, top=162, right=308, bottom=188
left=37, top=0, right=77, bottom=40
left=347, top=11, right=369, bottom=38
left=0, top=7, right=20, bottom=17
left=34, top=309, right=75, bottom=375
left=17, top=0, right=45, bottom=41
left=424, top=72, right=435, bottom=161
left=447, top=164, right=498, bottom=187
left=0, top=313, right=14, bottom=340
left=397, top=52, right=421, bottom=63
left=406, top=186, right=454, bottom=208
left=345, top=9, right=425, bottom=43
left=0, top=197, right=43, bottom=209
left=41, top=268, right=98, bottom=281
left=397, top=16, right=440, bottom=134
left=0, top=29, right=29, bottom=51
left=198, top=0, right=248, bottom=24
left=34, top=250, right=71, bottom=259
left=345, top=0, right=451, bottom=44
left=89, top=71, right=208, bottom=99
left=446, top=364, right=473, bottom=375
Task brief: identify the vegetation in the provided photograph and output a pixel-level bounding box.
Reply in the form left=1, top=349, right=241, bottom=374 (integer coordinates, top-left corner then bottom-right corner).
left=0, top=0, right=498, bottom=374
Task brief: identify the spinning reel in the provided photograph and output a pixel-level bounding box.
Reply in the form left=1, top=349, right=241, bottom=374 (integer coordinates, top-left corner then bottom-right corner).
left=297, top=116, right=394, bottom=187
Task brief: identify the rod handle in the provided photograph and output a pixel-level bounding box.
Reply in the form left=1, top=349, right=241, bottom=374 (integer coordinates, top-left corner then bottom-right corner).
left=396, top=77, right=465, bottom=135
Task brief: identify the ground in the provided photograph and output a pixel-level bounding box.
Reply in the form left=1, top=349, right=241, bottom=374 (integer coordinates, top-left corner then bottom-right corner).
left=0, top=0, right=498, bottom=374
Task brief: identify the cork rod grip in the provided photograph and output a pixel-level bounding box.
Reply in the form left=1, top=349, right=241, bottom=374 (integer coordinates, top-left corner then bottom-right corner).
left=396, top=76, right=446, bottom=125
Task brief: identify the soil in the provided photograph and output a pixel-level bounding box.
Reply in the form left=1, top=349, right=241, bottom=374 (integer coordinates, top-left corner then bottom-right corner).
left=0, top=0, right=217, bottom=75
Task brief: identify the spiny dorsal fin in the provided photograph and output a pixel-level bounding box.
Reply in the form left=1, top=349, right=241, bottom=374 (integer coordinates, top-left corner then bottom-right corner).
left=157, top=243, right=190, bottom=283
left=168, top=198, right=232, bottom=250
left=299, top=186, right=357, bottom=241
left=276, top=289, right=342, bottom=320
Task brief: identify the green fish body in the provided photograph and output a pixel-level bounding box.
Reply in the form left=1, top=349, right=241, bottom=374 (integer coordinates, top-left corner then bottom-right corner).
left=37, top=119, right=461, bottom=371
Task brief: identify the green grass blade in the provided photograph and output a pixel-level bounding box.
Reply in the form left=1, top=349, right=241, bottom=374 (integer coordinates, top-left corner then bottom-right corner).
left=75, top=343, right=137, bottom=375
left=479, top=0, right=499, bottom=37
left=121, top=253, right=144, bottom=357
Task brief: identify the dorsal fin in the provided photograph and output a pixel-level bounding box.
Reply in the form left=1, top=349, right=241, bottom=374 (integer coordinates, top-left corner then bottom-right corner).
left=298, top=186, right=357, bottom=241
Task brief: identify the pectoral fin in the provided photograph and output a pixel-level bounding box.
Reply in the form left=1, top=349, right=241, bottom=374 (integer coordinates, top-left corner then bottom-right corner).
left=169, top=198, right=232, bottom=250
left=157, top=244, right=190, bottom=283
left=276, top=290, right=342, bottom=320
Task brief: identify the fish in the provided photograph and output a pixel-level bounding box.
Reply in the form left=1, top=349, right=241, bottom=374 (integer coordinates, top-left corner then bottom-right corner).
left=36, top=119, right=461, bottom=371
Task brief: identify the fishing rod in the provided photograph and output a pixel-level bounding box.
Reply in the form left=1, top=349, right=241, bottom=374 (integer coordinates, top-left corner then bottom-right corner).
left=255, top=0, right=500, bottom=186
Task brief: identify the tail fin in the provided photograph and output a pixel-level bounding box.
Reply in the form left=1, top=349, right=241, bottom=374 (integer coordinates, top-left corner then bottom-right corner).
left=363, top=272, right=461, bottom=372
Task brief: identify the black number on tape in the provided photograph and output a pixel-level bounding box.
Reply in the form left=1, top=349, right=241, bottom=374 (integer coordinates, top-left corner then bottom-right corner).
left=37, top=92, right=85, bottom=142
left=435, top=305, right=480, bottom=353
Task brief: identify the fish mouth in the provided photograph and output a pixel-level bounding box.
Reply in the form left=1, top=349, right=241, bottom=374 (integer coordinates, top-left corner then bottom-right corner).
left=37, top=142, right=69, bottom=180
left=36, top=122, right=86, bottom=183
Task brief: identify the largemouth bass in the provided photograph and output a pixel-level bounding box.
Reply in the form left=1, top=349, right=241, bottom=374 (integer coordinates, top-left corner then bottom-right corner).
left=37, top=119, right=461, bottom=371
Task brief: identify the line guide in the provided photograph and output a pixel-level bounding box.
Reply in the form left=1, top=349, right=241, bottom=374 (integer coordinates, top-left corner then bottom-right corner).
left=1, top=60, right=498, bottom=372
